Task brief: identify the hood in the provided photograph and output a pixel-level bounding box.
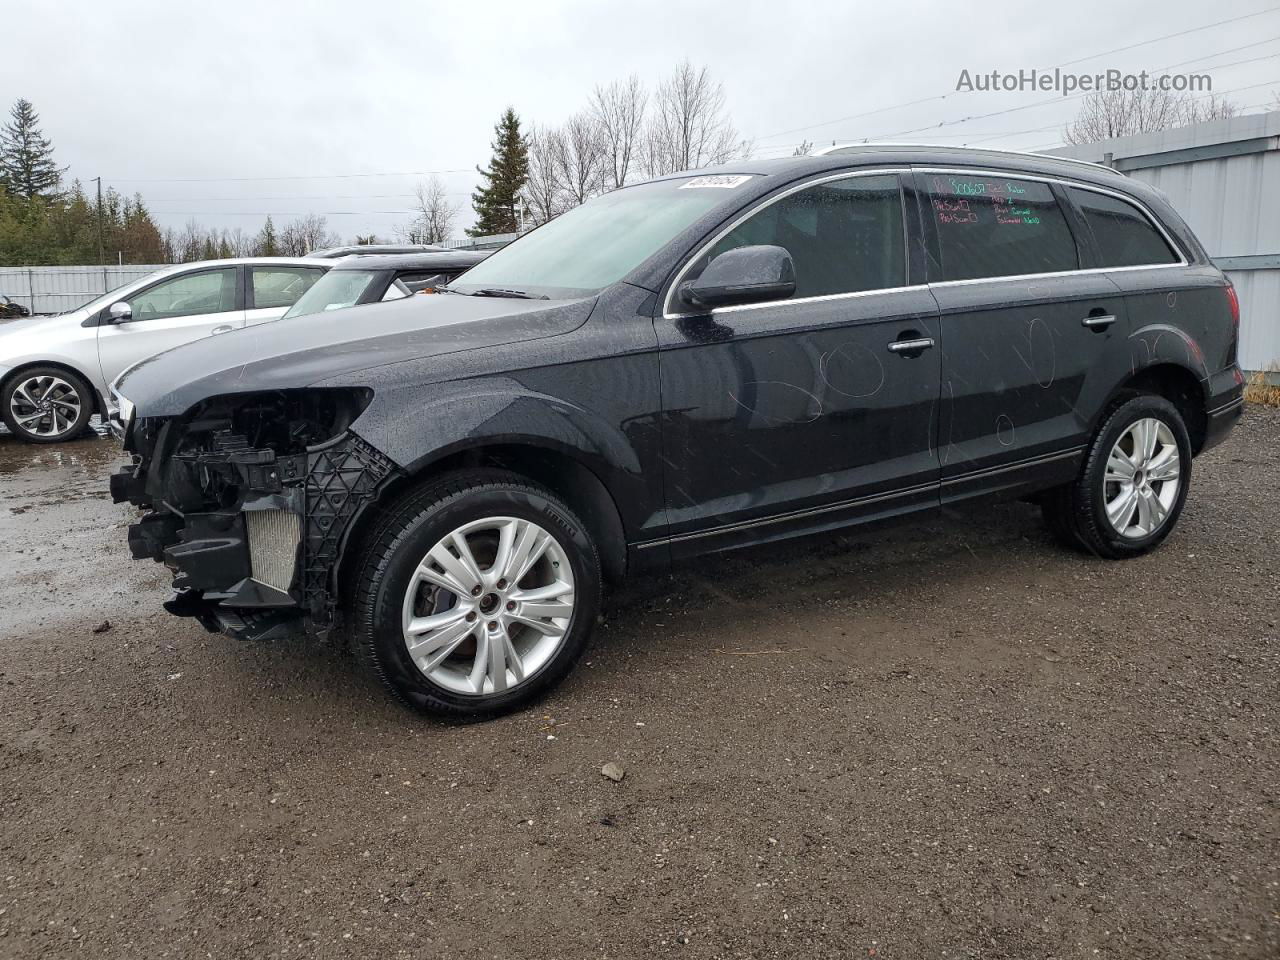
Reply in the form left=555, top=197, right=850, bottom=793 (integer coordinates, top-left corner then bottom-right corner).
left=116, top=292, right=596, bottom=417
left=0, top=309, right=89, bottom=354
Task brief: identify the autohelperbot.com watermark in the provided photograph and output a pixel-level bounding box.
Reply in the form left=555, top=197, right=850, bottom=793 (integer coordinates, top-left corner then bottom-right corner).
left=956, top=68, right=1213, bottom=97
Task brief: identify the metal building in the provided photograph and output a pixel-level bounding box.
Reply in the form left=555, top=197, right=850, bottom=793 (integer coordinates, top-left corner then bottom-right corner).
left=1049, top=111, right=1279, bottom=376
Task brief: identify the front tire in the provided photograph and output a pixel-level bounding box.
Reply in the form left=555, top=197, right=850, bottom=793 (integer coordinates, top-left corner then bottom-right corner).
left=348, top=470, right=601, bottom=719
left=1, top=366, right=95, bottom=443
left=1042, top=394, right=1192, bottom=559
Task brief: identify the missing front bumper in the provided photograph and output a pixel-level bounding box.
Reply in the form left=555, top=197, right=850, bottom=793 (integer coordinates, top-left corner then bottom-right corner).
left=113, top=431, right=397, bottom=639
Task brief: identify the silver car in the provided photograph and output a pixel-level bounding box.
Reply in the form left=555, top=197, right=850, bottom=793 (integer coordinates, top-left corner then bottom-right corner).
left=0, top=258, right=329, bottom=443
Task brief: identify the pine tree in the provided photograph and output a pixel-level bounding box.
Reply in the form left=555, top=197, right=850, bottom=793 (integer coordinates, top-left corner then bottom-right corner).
left=469, top=107, right=528, bottom=237
left=255, top=215, right=279, bottom=256
left=0, top=99, right=65, bottom=201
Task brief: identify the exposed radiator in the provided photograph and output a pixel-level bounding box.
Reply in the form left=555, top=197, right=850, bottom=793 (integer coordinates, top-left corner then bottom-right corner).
left=245, top=509, right=301, bottom=592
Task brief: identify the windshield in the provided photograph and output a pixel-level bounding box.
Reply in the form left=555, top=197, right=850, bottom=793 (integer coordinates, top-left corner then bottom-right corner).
left=448, top=177, right=743, bottom=299
left=283, top=269, right=382, bottom=319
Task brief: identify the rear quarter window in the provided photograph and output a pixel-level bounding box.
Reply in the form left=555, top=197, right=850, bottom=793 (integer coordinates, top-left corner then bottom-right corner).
left=1067, top=187, right=1180, bottom=268
left=925, top=173, right=1078, bottom=282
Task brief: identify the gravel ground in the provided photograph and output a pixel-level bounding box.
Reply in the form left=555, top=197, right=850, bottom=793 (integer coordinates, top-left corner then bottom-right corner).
left=0, top=410, right=1276, bottom=959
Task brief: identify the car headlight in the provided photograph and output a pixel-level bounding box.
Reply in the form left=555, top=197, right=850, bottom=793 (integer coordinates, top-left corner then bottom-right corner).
left=113, top=388, right=135, bottom=425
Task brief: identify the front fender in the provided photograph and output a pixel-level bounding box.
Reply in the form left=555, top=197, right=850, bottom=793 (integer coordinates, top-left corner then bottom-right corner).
left=353, top=378, right=641, bottom=477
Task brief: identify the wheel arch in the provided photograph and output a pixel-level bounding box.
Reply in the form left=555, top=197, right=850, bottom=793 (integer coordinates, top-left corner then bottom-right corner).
left=1106, top=362, right=1208, bottom=454
left=1, top=359, right=104, bottom=416
left=344, top=438, right=629, bottom=589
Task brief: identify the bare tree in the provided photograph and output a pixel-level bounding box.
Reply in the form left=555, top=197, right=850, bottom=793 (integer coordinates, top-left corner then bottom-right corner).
left=407, top=175, right=458, bottom=244
left=643, top=61, right=741, bottom=176
left=522, top=125, right=566, bottom=226
left=1065, top=88, right=1239, bottom=144
left=555, top=111, right=608, bottom=206
left=225, top=227, right=253, bottom=257
left=176, top=218, right=205, bottom=262
left=1186, top=94, right=1238, bottom=124
left=279, top=214, right=338, bottom=256
left=590, top=75, right=648, bottom=189
left=792, top=139, right=814, bottom=157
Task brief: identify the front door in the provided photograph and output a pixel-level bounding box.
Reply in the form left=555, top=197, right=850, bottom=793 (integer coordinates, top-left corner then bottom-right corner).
left=96, top=266, right=245, bottom=387
left=653, top=172, right=942, bottom=558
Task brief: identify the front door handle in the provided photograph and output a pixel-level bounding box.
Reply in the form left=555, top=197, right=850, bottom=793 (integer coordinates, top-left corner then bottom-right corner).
left=210, top=324, right=235, bottom=336
left=1082, top=314, right=1117, bottom=330
left=887, top=337, right=935, bottom=355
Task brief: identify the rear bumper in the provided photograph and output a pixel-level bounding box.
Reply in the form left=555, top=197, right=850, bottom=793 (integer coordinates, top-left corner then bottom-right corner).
left=1202, top=394, right=1245, bottom=453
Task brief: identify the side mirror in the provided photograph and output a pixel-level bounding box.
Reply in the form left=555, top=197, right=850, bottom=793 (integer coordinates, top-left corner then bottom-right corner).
left=107, top=301, right=132, bottom=323
left=680, top=244, right=796, bottom=310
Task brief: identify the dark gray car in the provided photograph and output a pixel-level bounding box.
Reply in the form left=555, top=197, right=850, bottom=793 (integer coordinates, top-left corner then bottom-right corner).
left=283, top=251, right=489, bottom=319
left=110, top=146, right=1245, bottom=720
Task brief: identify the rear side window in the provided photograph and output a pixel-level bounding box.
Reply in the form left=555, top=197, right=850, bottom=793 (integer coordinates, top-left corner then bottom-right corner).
left=699, top=174, right=906, bottom=299
left=251, top=266, right=324, bottom=309
left=925, top=174, right=1078, bottom=281
left=1067, top=188, right=1180, bottom=267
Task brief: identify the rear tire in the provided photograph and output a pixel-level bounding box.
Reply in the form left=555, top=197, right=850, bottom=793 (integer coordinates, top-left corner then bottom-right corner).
left=1042, top=394, right=1191, bottom=559
left=1, top=366, right=95, bottom=443
left=347, top=469, right=601, bottom=720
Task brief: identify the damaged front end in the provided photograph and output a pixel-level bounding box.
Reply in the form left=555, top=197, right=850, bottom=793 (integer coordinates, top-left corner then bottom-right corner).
left=110, top=389, right=397, bottom=641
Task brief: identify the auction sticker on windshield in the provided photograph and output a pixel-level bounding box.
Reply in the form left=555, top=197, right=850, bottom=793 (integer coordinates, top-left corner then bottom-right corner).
left=679, top=175, right=754, bottom=189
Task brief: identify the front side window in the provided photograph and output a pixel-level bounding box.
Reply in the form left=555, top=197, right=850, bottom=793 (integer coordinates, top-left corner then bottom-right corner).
left=925, top=174, right=1078, bottom=281
left=448, top=177, right=740, bottom=299
left=692, top=174, right=906, bottom=299
left=129, top=268, right=237, bottom=321
left=1067, top=187, right=1179, bottom=268
left=251, top=267, right=323, bottom=309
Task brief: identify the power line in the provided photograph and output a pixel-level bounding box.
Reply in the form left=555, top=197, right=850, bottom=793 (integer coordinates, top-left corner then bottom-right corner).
left=758, top=70, right=1280, bottom=157
left=149, top=210, right=419, bottom=216
left=1056, top=6, right=1280, bottom=67
left=144, top=191, right=473, bottom=202
left=104, top=168, right=476, bottom=183
left=751, top=7, right=1280, bottom=144
left=857, top=77, right=1279, bottom=143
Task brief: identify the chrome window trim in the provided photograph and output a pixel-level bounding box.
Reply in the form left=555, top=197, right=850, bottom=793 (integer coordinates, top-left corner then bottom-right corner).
left=661, top=167, right=912, bottom=320
left=696, top=282, right=931, bottom=317
left=913, top=166, right=1190, bottom=277
left=660, top=165, right=1194, bottom=320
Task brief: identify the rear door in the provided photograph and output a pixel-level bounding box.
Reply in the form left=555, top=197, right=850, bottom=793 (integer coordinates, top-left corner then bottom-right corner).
left=917, top=168, right=1131, bottom=503
left=244, top=264, right=326, bottom=326
left=95, top=266, right=244, bottom=387
left=654, top=171, right=942, bottom=556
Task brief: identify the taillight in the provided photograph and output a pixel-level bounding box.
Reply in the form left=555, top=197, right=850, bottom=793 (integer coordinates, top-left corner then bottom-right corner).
left=1225, top=283, right=1240, bottom=328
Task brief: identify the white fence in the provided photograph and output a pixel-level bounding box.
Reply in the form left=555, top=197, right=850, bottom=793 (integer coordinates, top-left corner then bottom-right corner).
left=0, top=264, right=167, bottom=315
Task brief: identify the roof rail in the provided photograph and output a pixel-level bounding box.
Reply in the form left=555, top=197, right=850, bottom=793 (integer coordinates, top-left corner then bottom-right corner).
left=812, top=141, right=1126, bottom=176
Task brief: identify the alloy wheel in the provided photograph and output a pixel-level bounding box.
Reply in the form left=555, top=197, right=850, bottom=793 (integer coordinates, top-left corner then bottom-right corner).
left=400, top=516, right=576, bottom=696
left=1103, top=417, right=1181, bottom=539
left=8, top=375, right=83, bottom=439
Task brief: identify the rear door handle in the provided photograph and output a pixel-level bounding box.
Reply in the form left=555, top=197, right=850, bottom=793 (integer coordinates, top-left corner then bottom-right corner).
left=1082, top=314, right=1117, bottom=330
left=887, top=337, right=935, bottom=354
left=210, top=324, right=235, bottom=336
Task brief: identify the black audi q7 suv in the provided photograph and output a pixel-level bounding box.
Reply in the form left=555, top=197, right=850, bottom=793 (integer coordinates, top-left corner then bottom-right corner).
left=110, top=145, right=1245, bottom=719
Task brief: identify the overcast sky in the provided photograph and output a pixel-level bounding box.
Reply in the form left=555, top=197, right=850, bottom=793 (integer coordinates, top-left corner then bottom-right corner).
left=4, top=0, right=1277, bottom=244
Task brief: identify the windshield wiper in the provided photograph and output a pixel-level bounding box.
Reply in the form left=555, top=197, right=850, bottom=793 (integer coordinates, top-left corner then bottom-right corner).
left=470, top=288, right=549, bottom=300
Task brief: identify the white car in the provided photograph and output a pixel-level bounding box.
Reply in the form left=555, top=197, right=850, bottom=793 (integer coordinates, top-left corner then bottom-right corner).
left=0, top=257, right=329, bottom=443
